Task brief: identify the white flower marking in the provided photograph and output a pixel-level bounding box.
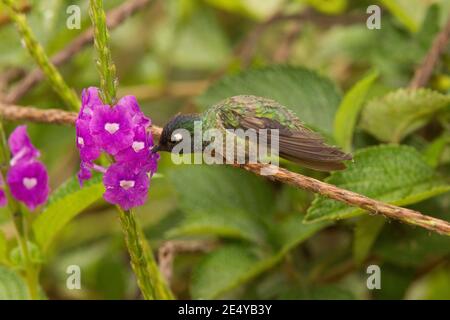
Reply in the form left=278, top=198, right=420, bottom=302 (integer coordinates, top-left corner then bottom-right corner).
left=23, top=177, right=37, bottom=190
left=132, top=141, right=145, bottom=152
left=104, top=123, right=120, bottom=134
left=119, top=180, right=135, bottom=190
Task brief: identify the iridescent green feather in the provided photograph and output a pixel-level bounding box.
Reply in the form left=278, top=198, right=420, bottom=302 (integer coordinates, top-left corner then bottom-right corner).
left=202, top=95, right=305, bottom=131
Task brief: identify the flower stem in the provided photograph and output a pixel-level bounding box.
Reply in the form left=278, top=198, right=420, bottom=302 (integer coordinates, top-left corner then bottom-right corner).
left=0, top=121, right=40, bottom=300
left=12, top=209, right=40, bottom=300
left=89, top=0, right=118, bottom=105
left=0, top=0, right=80, bottom=111
left=117, top=207, right=155, bottom=299
left=117, top=207, right=174, bottom=300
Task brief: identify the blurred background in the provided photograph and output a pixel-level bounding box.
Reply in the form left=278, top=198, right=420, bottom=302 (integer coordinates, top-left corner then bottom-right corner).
left=0, top=0, right=449, bottom=300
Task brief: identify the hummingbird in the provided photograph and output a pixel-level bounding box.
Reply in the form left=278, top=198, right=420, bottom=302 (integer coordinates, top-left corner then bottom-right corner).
left=153, top=95, right=352, bottom=171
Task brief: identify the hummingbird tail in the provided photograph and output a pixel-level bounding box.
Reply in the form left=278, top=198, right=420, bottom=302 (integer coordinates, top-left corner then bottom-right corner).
left=231, top=112, right=352, bottom=172
left=279, top=151, right=350, bottom=171
left=277, top=132, right=352, bottom=171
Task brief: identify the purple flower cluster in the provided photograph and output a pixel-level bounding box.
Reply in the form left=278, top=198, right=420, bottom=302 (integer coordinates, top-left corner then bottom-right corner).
left=76, top=87, right=159, bottom=210
left=0, top=126, right=49, bottom=210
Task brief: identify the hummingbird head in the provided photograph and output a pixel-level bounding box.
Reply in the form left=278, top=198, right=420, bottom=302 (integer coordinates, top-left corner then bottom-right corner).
left=153, top=113, right=201, bottom=153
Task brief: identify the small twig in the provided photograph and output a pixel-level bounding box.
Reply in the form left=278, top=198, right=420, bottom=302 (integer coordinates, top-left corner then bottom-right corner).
left=410, top=17, right=450, bottom=89
left=1, top=0, right=79, bottom=110
left=5, top=0, right=152, bottom=103
left=234, top=9, right=365, bottom=68
left=0, top=103, right=77, bottom=125
left=158, top=240, right=216, bottom=284
left=209, top=9, right=365, bottom=80
left=0, top=68, right=25, bottom=87
left=272, top=21, right=302, bottom=63
left=0, top=69, right=25, bottom=101
left=0, top=104, right=449, bottom=236
left=239, top=163, right=450, bottom=235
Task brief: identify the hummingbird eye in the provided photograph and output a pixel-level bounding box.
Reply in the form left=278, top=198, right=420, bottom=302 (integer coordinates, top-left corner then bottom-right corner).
left=171, top=132, right=183, bottom=142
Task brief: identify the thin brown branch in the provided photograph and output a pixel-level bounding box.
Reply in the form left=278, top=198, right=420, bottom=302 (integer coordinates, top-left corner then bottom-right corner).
left=0, top=104, right=449, bottom=236
left=0, top=68, right=25, bottom=101
left=158, top=240, right=216, bottom=284
left=0, top=103, right=77, bottom=125
left=410, top=17, right=450, bottom=89
left=238, top=163, right=450, bottom=236
left=5, top=0, right=152, bottom=103
left=0, top=68, right=25, bottom=86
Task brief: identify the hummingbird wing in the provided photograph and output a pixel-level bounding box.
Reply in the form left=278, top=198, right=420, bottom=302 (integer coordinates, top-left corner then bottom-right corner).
left=238, top=115, right=352, bottom=171
left=211, top=95, right=352, bottom=171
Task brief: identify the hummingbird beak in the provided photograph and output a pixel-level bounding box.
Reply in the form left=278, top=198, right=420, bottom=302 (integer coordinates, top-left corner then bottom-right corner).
left=151, top=145, right=161, bottom=153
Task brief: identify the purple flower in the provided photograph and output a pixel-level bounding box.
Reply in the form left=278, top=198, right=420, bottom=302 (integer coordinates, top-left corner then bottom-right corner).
left=80, top=87, right=102, bottom=121
left=114, top=126, right=159, bottom=174
left=76, top=119, right=100, bottom=162
left=7, top=161, right=49, bottom=211
left=5, top=125, right=49, bottom=210
left=89, top=104, right=134, bottom=155
left=103, top=163, right=149, bottom=210
left=77, top=161, right=93, bottom=186
left=76, top=87, right=159, bottom=210
left=8, top=125, right=40, bottom=166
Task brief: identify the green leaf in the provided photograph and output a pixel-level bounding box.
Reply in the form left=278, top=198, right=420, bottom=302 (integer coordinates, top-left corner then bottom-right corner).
left=407, top=266, right=450, bottom=300
left=271, top=214, right=329, bottom=254
left=304, top=145, right=450, bottom=222
left=169, top=165, right=274, bottom=216
left=197, top=66, right=342, bottom=134
left=379, top=0, right=419, bottom=33
left=374, top=222, right=450, bottom=267
left=32, top=173, right=104, bottom=252
left=416, top=4, right=441, bottom=49
left=154, top=5, right=231, bottom=70
left=373, top=264, right=415, bottom=300
left=167, top=209, right=267, bottom=244
left=167, top=165, right=273, bottom=244
left=191, top=245, right=277, bottom=299
left=10, top=241, right=43, bottom=269
left=190, top=216, right=326, bottom=299
left=0, top=266, right=28, bottom=300
left=352, top=215, right=386, bottom=264
left=424, top=268, right=450, bottom=300
left=334, top=70, right=378, bottom=151
left=360, top=88, right=450, bottom=143
left=423, top=134, right=450, bottom=168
